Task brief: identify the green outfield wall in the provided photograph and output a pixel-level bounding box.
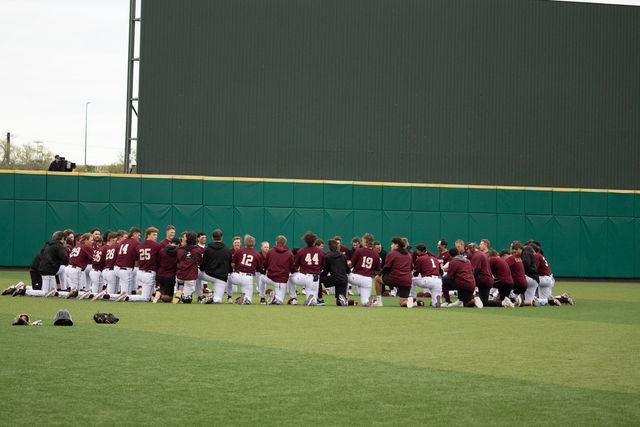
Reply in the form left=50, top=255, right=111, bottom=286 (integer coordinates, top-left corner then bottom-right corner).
left=1, top=171, right=638, bottom=278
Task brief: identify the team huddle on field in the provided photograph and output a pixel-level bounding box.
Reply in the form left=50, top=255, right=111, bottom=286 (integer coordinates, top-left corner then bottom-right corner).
left=4, top=225, right=575, bottom=308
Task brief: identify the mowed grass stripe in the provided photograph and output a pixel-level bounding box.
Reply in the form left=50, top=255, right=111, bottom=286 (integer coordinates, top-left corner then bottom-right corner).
left=2, top=293, right=639, bottom=395
left=2, top=322, right=639, bottom=426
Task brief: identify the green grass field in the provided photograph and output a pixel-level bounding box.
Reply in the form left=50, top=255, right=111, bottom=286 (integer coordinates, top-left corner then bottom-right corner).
left=1, top=271, right=639, bottom=426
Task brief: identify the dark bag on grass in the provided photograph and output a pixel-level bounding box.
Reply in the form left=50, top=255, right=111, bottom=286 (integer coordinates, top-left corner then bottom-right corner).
left=94, top=312, right=119, bottom=324
left=53, top=309, right=73, bottom=326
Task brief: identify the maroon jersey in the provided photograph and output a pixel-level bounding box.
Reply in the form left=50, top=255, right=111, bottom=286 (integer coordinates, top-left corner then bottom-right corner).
left=233, top=247, right=262, bottom=274
left=157, top=245, right=178, bottom=277
left=69, top=244, right=94, bottom=269
left=351, top=247, right=381, bottom=277
left=470, top=251, right=492, bottom=287
left=437, top=250, right=451, bottom=270
left=295, top=246, right=325, bottom=274
left=505, top=255, right=527, bottom=289
left=446, top=258, right=475, bottom=291
left=136, top=240, right=161, bottom=271
left=414, top=253, right=441, bottom=277
left=176, top=245, right=202, bottom=281
left=115, top=237, right=140, bottom=268
left=489, top=256, right=512, bottom=284
left=256, top=251, right=267, bottom=274
left=384, top=250, right=412, bottom=287
left=535, top=253, right=553, bottom=276
left=339, top=246, right=351, bottom=259
left=266, top=245, right=295, bottom=283
left=159, top=238, right=172, bottom=248
left=103, top=243, right=118, bottom=269
left=92, top=246, right=106, bottom=271
left=193, top=245, right=205, bottom=260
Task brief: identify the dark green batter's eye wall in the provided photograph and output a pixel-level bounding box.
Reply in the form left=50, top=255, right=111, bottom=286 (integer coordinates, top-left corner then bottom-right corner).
left=1, top=171, right=639, bottom=278
left=137, top=0, right=639, bottom=189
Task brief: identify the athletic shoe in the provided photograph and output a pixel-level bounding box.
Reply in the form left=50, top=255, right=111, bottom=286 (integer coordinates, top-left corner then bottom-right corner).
left=447, top=300, right=463, bottom=307
left=12, top=287, right=26, bottom=297
left=66, top=289, right=79, bottom=299
left=236, top=294, right=246, bottom=304
left=316, top=299, right=325, bottom=306
left=266, top=293, right=276, bottom=305
left=44, top=289, right=58, bottom=298
left=406, top=297, right=415, bottom=308
left=172, top=290, right=182, bottom=304
left=182, top=297, right=192, bottom=304
left=92, top=290, right=107, bottom=301
left=115, top=293, right=128, bottom=302
left=197, top=295, right=207, bottom=304
left=372, top=298, right=383, bottom=307
left=226, top=296, right=234, bottom=304
left=562, top=293, right=575, bottom=305
left=338, top=295, right=348, bottom=306
left=550, top=296, right=562, bottom=306
left=322, top=289, right=329, bottom=295
left=301, top=288, right=306, bottom=295
left=348, top=289, right=354, bottom=296
left=440, top=302, right=450, bottom=307
left=152, top=290, right=162, bottom=304
left=287, top=298, right=298, bottom=305
left=2, top=281, right=23, bottom=295
left=304, top=295, right=316, bottom=306
left=260, top=297, right=267, bottom=305
left=434, top=295, right=442, bottom=308
left=532, top=297, right=540, bottom=307
left=78, top=291, right=92, bottom=300
left=1, top=286, right=15, bottom=295
left=389, top=288, right=397, bottom=297
left=473, top=297, right=483, bottom=308
left=515, top=294, right=522, bottom=307
left=502, top=297, right=515, bottom=308
left=365, top=296, right=375, bottom=307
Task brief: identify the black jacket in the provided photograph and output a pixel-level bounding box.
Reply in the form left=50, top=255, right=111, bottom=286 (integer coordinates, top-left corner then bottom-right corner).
left=201, top=241, right=232, bottom=281
left=521, top=246, right=539, bottom=283
left=30, top=249, right=44, bottom=271
left=321, top=250, right=350, bottom=283
left=38, top=240, right=68, bottom=275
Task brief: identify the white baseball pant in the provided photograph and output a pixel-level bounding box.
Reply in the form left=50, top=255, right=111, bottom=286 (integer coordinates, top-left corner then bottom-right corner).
left=136, top=270, right=156, bottom=301
left=348, top=273, right=373, bottom=305
left=264, top=276, right=287, bottom=304
left=256, top=272, right=267, bottom=297
left=228, top=272, right=255, bottom=303
left=103, top=269, right=118, bottom=294
left=66, top=266, right=85, bottom=291
left=525, top=276, right=539, bottom=303
left=411, top=275, right=443, bottom=306
left=89, top=269, right=104, bottom=294
left=200, top=272, right=227, bottom=303
left=117, top=267, right=135, bottom=295
left=537, top=275, right=555, bottom=305
left=288, top=272, right=318, bottom=302
left=56, top=265, right=67, bottom=290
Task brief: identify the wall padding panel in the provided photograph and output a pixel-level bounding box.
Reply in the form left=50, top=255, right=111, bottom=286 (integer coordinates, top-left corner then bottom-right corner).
left=1, top=172, right=638, bottom=277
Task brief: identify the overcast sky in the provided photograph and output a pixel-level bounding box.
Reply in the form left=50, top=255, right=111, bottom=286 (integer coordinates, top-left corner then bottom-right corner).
left=1, top=0, right=638, bottom=165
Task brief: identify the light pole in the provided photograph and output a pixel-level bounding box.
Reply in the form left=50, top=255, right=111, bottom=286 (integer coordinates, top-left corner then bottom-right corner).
left=84, top=101, right=91, bottom=166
